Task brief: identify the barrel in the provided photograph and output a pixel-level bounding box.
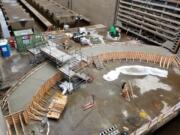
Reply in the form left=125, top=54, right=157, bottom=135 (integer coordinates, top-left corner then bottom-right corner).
left=0, top=39, right=11, bottom=58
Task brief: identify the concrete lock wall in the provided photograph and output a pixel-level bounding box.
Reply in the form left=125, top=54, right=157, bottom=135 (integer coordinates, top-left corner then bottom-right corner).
left=55, top=0, right=117, bottom=26
left=0, top=108, right=7, bottom=135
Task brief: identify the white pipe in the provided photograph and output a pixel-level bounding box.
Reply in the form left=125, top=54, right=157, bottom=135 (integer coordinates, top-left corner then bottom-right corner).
left=46, top=121, right=50, bottom=135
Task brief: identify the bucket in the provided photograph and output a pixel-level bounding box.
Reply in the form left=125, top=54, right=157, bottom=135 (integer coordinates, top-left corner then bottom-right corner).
left=0, top=39, right=11, bottom=58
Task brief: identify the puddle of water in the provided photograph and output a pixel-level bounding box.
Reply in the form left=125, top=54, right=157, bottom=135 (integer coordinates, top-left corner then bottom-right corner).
left=11, top=64, right=26, bottom=73
left=133, top=76, right=172, bottom=94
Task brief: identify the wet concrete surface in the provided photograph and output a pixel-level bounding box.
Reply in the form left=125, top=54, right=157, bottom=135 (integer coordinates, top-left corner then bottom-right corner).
left=8, top=62, right=57, bottom=113
left=49, top=60, right=180, bottom=135
left=80, top=41, right=171, bottom=58
left=0, top=108, right=7, bottom=135
left=0, top=51, right=34, bottom=90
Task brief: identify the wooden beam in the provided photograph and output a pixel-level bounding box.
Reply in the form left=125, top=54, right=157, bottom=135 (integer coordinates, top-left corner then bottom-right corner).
left=12, top=116, right=19, bottom=135
left=29, top=106, right=46, bottom=117
left=26, top=111, right=42, bottom=121
left=5, top=120, right=12, bottom=135
left=19, top=114, right=26, bottom=135
left=32, top=101, right=47, bottom=112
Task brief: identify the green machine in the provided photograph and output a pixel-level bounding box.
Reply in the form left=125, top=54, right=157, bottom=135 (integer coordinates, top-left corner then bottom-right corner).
left=14, top=29, right=47, bottom=52
left=109, top=25, right=120, bottom=38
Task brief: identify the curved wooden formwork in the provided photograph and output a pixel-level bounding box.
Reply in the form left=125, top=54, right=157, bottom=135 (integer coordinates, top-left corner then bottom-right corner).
left=91, top=51, right=176, bottom=69
left=1, top=62, right=48, bottom=109
left=4, top=72, right=65, bottom=135
left=2, top=51, right=179, bottom=135
left=5, top=111, right=26, bottom=135
left=22, top=73, right=63, bottom=124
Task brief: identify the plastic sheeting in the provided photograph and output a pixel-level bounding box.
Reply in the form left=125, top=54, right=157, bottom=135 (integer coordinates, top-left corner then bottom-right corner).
left=103, top=65, right=168, bottom=81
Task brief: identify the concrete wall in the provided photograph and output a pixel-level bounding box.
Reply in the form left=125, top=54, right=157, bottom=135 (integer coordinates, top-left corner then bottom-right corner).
left=0, top=108, right=7, bottom=135
left=55, top=0, right=117, bottom=26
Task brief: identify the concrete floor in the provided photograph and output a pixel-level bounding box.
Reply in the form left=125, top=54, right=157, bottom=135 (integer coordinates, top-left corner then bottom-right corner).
left=49, top=61, right=180, bottom=135
left=8, top=62, right=57, bottom=113
left=1, top=26, right=179, bottom=134
left=80, top=41, right=171, bottom=58
left=0, top=108, right=7, bottom=135
left=0, top=51, right=34, bottom=90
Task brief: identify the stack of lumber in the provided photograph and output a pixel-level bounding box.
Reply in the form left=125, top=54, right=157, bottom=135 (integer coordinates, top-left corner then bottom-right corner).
left=47, top=91, right=67, bottom=119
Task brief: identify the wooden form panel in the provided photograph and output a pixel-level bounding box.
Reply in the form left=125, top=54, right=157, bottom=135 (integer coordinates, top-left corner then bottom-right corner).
left=1, top=63, right=48, bottom=110
left=115, top=0, right=180, bottom=53
left=5, top=111, right=27, bottom=135
left=92, top=52, right=176, bottom=69
left=47, top=92, right=67, bottom=119
left=4, top=72, right=62, bottom=126
left=23, top=72, right=62, bottom=124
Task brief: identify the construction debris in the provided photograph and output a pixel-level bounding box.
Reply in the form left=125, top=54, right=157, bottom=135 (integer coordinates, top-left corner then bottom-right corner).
left=73, top=27, right=104, bottom=45
left=47, top=91, right=67, bottom=119
left=82, top=95, right=95, bottom=111
left=58, top=81, right=74, bottom=95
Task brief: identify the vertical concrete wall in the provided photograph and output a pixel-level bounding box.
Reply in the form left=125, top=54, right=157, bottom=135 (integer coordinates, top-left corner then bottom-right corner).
left=0, top=108, right=7, bottom=135
left=55, top=0, right=117, bottom=26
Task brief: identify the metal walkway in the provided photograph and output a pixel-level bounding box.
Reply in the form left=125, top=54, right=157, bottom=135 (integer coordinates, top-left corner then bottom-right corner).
left=0, top=9, right=10, bottom=38
left=41, top=41, right=91, bottom=81
left=58, top=58, right=91, bottom=81
left=41, top=46, right=72, bottom=64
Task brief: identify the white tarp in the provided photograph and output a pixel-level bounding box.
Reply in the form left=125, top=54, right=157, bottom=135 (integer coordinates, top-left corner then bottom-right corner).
left=59, top=81, right=74, bottom=95
left=103, top=65, right=168, bottom=81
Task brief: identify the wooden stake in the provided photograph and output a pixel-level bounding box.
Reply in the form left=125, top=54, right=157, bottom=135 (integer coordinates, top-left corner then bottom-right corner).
left=12, top=116, right=19, bottom=135
left=19, top=114, right=26, bottom=135
left=129, top=81, right=134, bottom=99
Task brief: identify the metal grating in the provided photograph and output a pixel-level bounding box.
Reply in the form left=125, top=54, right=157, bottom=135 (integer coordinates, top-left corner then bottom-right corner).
left=115, top=0, right=180, bottom=53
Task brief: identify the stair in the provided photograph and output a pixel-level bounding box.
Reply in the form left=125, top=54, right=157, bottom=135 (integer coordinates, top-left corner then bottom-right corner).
left=93, top=57, right=104, bottom=70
